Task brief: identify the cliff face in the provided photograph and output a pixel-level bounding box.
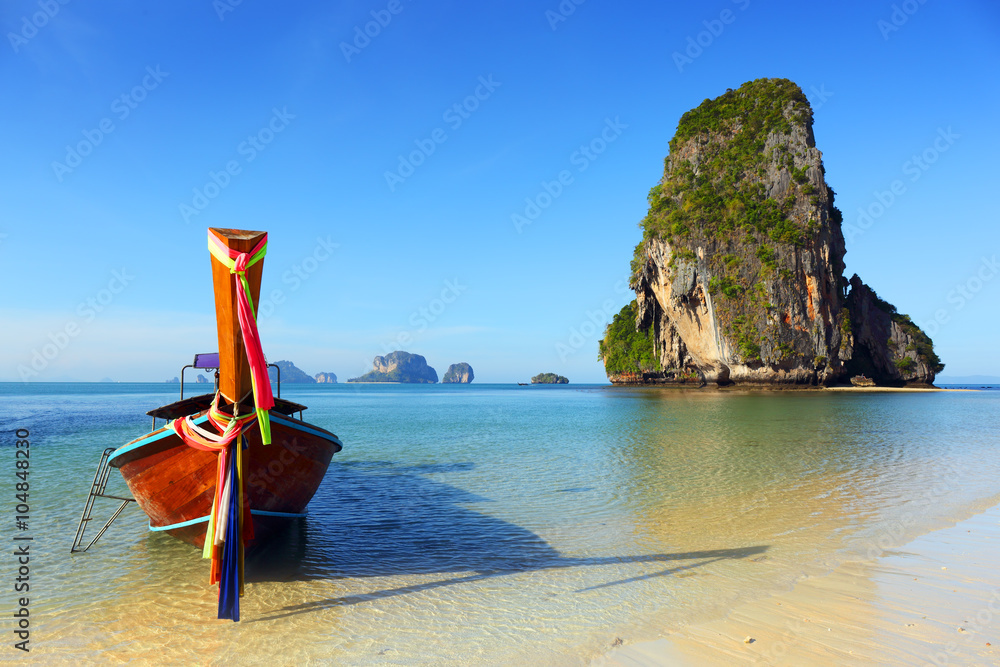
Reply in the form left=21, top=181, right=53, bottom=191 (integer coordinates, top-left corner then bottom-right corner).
left=314, top=372, right=338, bottom=383
left=442, top=363, right=474, bottom=383
left=842, top=275, right=941, bottom=385
left=606, top=79, right=941, bottom=387
left=348, top=351, right=438, bottom=383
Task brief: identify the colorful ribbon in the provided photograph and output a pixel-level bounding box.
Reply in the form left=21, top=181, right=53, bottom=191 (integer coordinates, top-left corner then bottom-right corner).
left=169, top=396, right=256, bottom=621
left=172, top=393, right=257, bottom=451
left=160, top=230, right=275, bottom=622
left=207, top=231, right=274, bottom=445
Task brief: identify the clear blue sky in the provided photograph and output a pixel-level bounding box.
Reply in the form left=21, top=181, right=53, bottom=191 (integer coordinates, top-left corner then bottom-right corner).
left=2, top=0, right=998, bottom=382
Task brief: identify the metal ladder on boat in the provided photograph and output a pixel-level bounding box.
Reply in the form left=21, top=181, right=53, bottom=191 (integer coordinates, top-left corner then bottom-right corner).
left=70, top=447, right=136, bottom=553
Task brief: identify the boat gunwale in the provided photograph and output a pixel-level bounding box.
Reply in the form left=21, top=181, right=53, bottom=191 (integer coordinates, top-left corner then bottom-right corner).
left=108, top=411, right=342, bottom=468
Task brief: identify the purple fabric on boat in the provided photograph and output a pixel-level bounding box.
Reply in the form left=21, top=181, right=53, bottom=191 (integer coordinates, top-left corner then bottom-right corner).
left=194, top=352, right=220, bottom=369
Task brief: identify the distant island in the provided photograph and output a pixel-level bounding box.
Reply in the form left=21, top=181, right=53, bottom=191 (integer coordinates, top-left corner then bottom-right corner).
left=532, top=373, right=568, bottom=384
left=442, top=363, right=474, bottom=384
left=168, top=361, right=329, bottom=385
left=600, top=78, right=943, bottom=388
left=265, top=361, right=337, bottom=383
left=268, top=360, right=316, bottom=383
left=349, top=351, right=438, bottom=383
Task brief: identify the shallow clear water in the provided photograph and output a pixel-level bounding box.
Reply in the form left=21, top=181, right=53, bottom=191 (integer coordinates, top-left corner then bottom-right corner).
left=1, top=383, right=998, bottom=664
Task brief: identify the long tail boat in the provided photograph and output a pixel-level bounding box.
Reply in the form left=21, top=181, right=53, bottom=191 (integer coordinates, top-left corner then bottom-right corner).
left=108, top=228, right=342, bottom=620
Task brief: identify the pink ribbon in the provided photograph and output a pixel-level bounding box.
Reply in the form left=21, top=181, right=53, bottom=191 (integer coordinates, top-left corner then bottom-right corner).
left=209, top=233, right=274, bottom=438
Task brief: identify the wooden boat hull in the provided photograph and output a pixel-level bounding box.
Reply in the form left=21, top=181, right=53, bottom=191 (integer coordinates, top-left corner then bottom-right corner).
left=109, top=412, right=341, bottom=549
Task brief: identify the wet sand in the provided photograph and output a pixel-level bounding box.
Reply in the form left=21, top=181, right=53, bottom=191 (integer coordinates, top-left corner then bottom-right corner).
left=597, top=503, right=1000, bottom=666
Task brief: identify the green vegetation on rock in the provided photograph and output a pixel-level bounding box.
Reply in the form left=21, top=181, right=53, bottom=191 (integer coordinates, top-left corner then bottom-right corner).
left=627, top=78, right=839, bottom=370
left=531, top=373, right=568, bottom=384
left=638, top=78, right=818, bottom=262
left=598, top=301, right=660, bottom=376
left=863, top=286, right=945, bottom=374
left=892, top=314, right=944, bottom=374
left=671, top=79, right=810, bottom=148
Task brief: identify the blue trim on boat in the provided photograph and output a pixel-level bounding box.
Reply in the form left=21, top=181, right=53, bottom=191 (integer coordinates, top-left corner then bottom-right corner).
left=109, top=414, right=211, bottom=465
left=149, top=509, right=307, bottom=532
left=149, top=515, right=209, bottom=531
left=270, top=413, right=341, bottom=444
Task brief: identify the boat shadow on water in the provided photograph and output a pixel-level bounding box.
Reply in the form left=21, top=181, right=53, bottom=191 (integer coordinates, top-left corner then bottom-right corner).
left=175, top=460, right=768, bottom=621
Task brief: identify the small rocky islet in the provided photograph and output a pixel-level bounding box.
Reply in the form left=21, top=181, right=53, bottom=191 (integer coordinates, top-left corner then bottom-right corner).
left=442, top=362, right=474, bottom=384
left=532, top=373, right=569, bottom=384
left=348, top=352, right=475, bottom=384
left=348, top=351, right=438, bottom=383
left=599, top=78, right=944, bottom=388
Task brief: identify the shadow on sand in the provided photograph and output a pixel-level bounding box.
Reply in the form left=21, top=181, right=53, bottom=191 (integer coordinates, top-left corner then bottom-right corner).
left=229, top=461, right=767, bottom=621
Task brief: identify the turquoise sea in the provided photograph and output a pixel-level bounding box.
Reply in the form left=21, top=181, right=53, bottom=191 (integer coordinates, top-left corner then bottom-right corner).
left=2, top=382, right=999, bottom=664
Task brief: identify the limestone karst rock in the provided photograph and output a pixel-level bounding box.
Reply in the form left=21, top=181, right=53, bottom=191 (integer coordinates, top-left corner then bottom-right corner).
left=601, top=78, right=942, bottom=386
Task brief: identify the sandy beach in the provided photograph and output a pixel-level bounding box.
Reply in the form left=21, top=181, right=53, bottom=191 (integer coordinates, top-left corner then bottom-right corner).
left=597, top=503, right=1000, bottom=666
